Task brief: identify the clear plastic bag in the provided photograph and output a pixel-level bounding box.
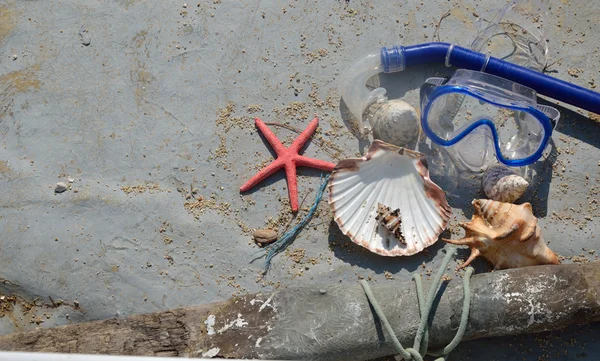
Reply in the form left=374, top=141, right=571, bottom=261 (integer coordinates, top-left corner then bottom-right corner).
left=470, top=0, right=550, bottom=72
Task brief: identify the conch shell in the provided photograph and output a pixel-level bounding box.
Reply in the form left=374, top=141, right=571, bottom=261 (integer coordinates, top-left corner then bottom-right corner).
left=482, top=165, right=529, bottom=203
left=444, top=199, right=559, bottom=270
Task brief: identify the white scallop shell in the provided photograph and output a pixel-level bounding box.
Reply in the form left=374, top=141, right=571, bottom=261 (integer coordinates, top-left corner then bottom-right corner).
left=370, top=99, right=420, bottom=147
left=328, top=140, right=452, bottom=256
left=482, top=165, right=529, bottom=203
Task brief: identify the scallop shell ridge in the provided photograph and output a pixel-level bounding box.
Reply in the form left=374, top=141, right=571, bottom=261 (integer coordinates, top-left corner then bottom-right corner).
left=328, top=140, right=452, bottom=256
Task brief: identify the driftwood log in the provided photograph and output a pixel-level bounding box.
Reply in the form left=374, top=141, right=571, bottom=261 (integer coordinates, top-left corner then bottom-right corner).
left=0, top=263, right=599, bottom=360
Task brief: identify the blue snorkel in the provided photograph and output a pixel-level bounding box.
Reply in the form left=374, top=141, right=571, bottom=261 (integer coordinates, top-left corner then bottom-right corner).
left=340, top=42, right=600, bottom=168
left=380, top=43, right=600, bottom=115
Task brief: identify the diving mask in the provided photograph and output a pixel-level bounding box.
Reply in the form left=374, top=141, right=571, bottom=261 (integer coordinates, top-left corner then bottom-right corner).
left=420, top=69, right=560, bottom=169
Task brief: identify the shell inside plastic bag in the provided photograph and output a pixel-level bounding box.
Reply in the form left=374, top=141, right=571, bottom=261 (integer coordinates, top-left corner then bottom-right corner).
left=328, top=140, right=452, bottom=256
left=369, top=99, right=420, bottom=147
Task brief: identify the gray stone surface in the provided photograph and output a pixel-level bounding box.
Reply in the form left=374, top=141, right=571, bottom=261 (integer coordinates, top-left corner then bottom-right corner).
left=0, top=0, right=599, bottom=360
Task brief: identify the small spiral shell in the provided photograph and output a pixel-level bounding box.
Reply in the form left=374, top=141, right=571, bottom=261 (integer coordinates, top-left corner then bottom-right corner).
left=482, top=165, right=529, bottom=203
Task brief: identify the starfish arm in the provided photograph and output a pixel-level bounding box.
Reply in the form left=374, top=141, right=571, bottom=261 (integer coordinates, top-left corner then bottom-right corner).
left=243, top=117, right=334, bottom=213
left=289, top=117, right=319, bottom=153
left=284, top=162, right=299, bottom=212
left=295, top=155, right=336, bottom=171
left=255, top=117, right=287, bottom=156
left=240, top=158, right=284, bottom=192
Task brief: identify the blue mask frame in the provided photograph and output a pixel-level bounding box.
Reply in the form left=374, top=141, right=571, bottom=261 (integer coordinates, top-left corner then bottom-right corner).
left=420, top=76, right=559, bottom=167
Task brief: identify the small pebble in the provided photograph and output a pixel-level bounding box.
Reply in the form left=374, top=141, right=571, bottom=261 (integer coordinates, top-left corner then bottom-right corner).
left=67, top=177, right=74, bottom=183
left=253, top=229, right=278, bottom=246
left=79, top=26, right=91, bottom=46
left=55, top=182, right=68, bottom=193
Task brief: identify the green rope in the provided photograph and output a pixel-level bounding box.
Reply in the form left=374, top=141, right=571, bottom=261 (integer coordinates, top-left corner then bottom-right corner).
left=412, top=273, right=429, bottom=356
left=428, top=267, right=474, bottom=359
left=359, top=246, right=474, bottom=361
left=360, top=276, right=416, bottom=361
left=411, top=248, right=455, bottom=355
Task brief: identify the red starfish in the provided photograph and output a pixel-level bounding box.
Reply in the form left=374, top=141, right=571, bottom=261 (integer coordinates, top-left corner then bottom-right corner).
left=240, top=117, right=335, bottom=212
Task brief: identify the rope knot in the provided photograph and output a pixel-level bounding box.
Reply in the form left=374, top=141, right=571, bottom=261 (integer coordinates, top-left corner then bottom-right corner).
left=405, top=347, right=424, bottom=361
left=360, top=247, right=474, bottom=361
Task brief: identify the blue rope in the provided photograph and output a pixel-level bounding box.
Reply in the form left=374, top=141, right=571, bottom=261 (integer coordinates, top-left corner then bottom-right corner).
left=263, top=173, right=330, bottom=273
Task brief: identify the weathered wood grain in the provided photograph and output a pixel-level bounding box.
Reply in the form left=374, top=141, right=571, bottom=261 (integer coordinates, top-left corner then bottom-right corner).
left=1, top=263, right=599, bottom=360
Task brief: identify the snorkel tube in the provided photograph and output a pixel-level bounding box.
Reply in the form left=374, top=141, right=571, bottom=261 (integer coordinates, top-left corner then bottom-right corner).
left=341, top=42, right=600, bottom=132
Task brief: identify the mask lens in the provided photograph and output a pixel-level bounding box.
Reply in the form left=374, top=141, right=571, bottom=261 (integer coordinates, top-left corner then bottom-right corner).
left=454, top=130, right=496, bottom=169
left=495, top=110, right=545, bottom=160
left=425, top=92, right=547, bottom=161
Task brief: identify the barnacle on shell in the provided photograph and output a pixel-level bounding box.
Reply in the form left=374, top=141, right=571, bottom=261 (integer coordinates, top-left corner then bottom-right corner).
left=444, top=199, right=559, bottom=270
